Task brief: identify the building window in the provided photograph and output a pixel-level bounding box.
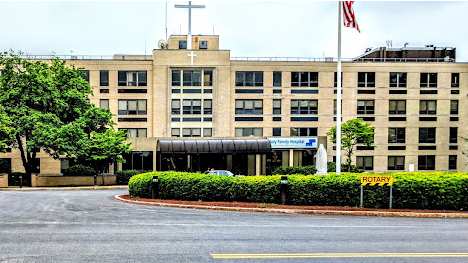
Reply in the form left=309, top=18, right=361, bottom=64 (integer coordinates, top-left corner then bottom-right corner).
left=172, top=70, right=181, bottom=86
left=451, top=73, right=459, bottom=88
left=356, top=156, right=373, bottom=171
left=450, top=127, right=458, bottom=144
left=273, top=99, right=281, bottom=115
left=291, top=100, right=318, bottom=115
left=183, top=70, right=202, bottom=86
left=172, top=69, right=211, bottom=87
left=182, top=99, right=202, bottom=114
left=389, top=100, right=406, bottom=115
left=118, top=99, right=147, bottom=115
left=199, top=40, right=208, bottom=49
left=182, top=128, right=201, bottom=137
left=291, top=72, right=319, bottom=87
left=203, top=70, right=213, bottom=86
left=179, top=40, right=187, bottom=49
left=119, top=128, right=147, bottom=138
left=449, top=155, right=457, bottom=170
left=418, top=155, right=435, bottom=170
left=420, top=73, right=437, bottom=88
left=99, top=70, right=109, bottom=86
left=203, top=128, right=212, bottom=137
left=334, top=72, right=343, bottom=87
left=419, top=127, right=436, bottom=144
left=273, top=71, right=282, bottom=87
left=118, top=71, right=147, bottom=86
left=235, top=71, right=263, bottom=87
left=272, top=128, right=282, bottom=137
left=99, top=99, right=109, bottom=110
left=235, top=128, right=263, bottom=137
left=388, top=156, right=405, bottom=170
left=122, top=151, right=153, bottom=171
left=203, top=99, right=212, bottom=114
left=419, top=100, right=437, bottom=115
left=357, top=100, right=374, bottom=115
left=235, top=100, right=263, bottom=115
left=79, top=70, right=90, bottom=83
left=333, top=99, right=342, bottom=115
left=0, top=158, right=12, bottom=173
left=290, top=128, right=317, bottom=137
left=357, top=72, right=375, bottom=88
left=389, top=72, right=407, bottom=88
left=388, top=128, right=405, bottom=144
left=171, top=99, right=181, bottom=114
left=171, top=128, right=181, bottom=137
left=450, top=100, right=458, bottom=115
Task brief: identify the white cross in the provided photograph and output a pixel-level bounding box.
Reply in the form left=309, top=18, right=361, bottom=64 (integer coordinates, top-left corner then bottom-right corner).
left=188, top=51, right=197, bottom=65
left=175, top=1, right=205, bottom=50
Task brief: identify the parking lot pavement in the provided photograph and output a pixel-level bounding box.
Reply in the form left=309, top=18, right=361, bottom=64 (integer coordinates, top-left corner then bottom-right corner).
left=1, top=189, right=467, bottom=263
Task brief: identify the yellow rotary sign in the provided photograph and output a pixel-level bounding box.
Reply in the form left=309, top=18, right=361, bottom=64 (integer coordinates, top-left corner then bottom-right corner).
left=360, top=176, right=394, bottom=186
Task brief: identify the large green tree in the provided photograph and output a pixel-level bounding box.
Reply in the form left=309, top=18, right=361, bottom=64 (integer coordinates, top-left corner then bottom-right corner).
left=327, top=118, right=374, bottom=171
left=0, top=52, right=130, bottom=176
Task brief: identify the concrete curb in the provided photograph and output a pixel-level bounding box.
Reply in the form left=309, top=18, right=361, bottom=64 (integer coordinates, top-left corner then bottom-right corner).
left=114, top=195, right=468, bottom=219
left=0, top=186, right=128, bottom=191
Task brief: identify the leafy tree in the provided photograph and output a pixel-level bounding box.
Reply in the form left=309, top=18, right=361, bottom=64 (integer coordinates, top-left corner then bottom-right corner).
left=327, top=118, right=374, bottom=171
left=0, top=52, right=131, bottom=177
left=0, top=106, right=13, bottom=151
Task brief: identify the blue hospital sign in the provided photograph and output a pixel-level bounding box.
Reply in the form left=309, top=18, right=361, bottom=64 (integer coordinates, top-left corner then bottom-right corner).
left=268, top=137, right=318, bottom=149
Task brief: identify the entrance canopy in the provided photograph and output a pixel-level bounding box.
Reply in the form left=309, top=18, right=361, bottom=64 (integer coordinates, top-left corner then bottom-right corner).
left=158, top=138, right=271, bottom=154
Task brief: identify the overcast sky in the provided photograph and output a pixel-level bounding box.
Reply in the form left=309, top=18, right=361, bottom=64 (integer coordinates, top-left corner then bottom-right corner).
left=1, top=0, right=467, bottom=60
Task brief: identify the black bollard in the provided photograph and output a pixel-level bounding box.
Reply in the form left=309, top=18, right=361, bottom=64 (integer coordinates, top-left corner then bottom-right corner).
left=151, top=175, right=160, bottom=199
left=280, top=175, right=288, bottom=205
left=19, top=175, right=23, bottom=189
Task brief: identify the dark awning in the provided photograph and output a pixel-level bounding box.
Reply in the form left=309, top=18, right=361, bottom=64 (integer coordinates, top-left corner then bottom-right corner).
left=157, top=138, right=271, bottom=154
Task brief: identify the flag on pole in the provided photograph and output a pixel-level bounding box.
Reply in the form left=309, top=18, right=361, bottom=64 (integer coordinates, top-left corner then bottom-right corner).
left=342, top=1, right=360, bottom=32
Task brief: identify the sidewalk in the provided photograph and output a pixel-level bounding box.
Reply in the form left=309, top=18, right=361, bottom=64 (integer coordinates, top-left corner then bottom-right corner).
left=115, top=195, right=468, bottom=219
left=0, top=185, right=128, bottom=191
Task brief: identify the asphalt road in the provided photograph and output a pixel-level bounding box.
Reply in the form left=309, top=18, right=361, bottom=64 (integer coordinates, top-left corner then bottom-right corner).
left=0, top=190, right=467, bottom=263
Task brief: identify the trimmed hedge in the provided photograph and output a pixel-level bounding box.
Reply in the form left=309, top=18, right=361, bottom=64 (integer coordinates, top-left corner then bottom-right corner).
left=273, top=166, right=316, bottom=175
left=116, top=170, right=143, bottom=185
left=129, top=171, right=468, bottom=210
left=62, top=165, right=96, bottom=177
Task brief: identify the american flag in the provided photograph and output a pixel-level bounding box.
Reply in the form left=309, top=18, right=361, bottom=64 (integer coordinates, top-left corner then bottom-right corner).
left=342, top=1, right=360, bottom=32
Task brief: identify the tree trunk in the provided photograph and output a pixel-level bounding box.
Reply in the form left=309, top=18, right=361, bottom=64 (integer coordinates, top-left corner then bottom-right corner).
left=16, top=135, right=31, bottom=178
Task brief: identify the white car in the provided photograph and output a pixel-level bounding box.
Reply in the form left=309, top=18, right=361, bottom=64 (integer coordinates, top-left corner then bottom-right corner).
left=205, top=170, right=234, bottom=176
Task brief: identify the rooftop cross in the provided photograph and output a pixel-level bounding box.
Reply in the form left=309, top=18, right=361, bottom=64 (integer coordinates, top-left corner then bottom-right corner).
left=174, top=1, right=205, bottom=50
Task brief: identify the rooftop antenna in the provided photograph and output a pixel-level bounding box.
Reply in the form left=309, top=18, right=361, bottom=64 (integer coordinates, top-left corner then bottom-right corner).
left=212, top=25, right=215, bottom=35
left=165, top=0, right=168, bottom=40
left=404, top=42, right=409, bottom=48
left=386, top=40, right=392, bottom=48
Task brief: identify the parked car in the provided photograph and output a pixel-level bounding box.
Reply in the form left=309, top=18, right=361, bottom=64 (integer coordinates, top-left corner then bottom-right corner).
left=205, top=170, right=234, bottom=176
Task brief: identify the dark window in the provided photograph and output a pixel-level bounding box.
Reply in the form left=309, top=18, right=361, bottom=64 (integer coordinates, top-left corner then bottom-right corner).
left=172, top=70, right=181, bottom=86
left=235, top=128, right=263, bottom=137
left=171, top=99, right=180, bottom=114
left=291, top=100, right=318, bottom=115
left=420, top=73, right=437, bottom=88
left=389, top=72, right=407, bottom=88
left=419, top=128, right=436, bottom=144
left=273, top=71, right=282, bottom=87
left=99, top=99, right=109, bottom=110
left=449, top=155, right=457, bottom=170
left=419, top=100, right=437, bottom=115
left=291, top=72, right=318, bottom=87
left=203, top=70, right=213, bottom=86
left=99, top=70, right=109, bottom=86
left=333, top=99, right=342, bottom=115
left=418, top=155, right=435, bottom=170
left=122, top=151, right=153, bottom=171
left=119, top=128, right=147, bottom=138
left=203, top=99, right=212, bottom=114
left=272, top=128, right=282, bottom=137
left=118, top=99, right=147, bottom=115
left=182, top=128, right=201, bottom=137
left=357, top=100, right=374, bottom=115
left=357, top=72, right=375, bottom=87
left=179, top=40, right=187, bottom=49
left=451, top=73, right=459, bottom=88
left=199, top=40, right=208, bottom=49
left=0, top=158, right=12, bottom=173
left=388, top=128, right=405, bottom=143
left=388, top=156, right=405, bottom=170
left=235, top=71, right=263, bottom=87
left=334, top=72, right=343, bottom=87
left=118, top=71, right=147, bottom=86
left=450, top=127, right=458, bottom=144
left=235, top=100, right=263, bottom=115
left=182, top=99, right=202, bottom=114
left=356, top=156, right=373, bottom=171
left=290, top=127, right=317, bottom=136
left=389, top=100, right=406, bottom=115
left=171, top=128, right=181, bottom=137
left=183, top=70, right=202, bottom=86
left=273, top=99, right=281, bottom=115
left=450, top=100, right=458, bottom=115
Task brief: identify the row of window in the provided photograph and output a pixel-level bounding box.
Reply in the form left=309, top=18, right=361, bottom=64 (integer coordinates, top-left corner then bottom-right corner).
left=234, top=71, right=461, bottom=88
left=171, top=128, right=212, bottom=137
left=81, top=70, right=148, bottom=87
left=388, top=127, right=458, bottom=144
left=178, top=39, right=208, bottom=50
left=172, top=69, right=213, bottom=87
left=171, top=99, right=212, bottom=115
left=356, top=100, right=459, bottom=115
left=357, top=155, right=457, bottom=171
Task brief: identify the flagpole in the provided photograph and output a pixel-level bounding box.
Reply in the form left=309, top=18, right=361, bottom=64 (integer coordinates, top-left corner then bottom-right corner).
left=336, top=1, right=342, bottom=174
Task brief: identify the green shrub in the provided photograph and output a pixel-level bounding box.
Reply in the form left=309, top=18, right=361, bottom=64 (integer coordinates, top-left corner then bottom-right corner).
left=273, top=166, right=316, bottom=175
left=128, top=171, right=468, bottom=210
left=116, top=170, right=142, bottom=185
left=62, top=165, right=96, bottom=177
